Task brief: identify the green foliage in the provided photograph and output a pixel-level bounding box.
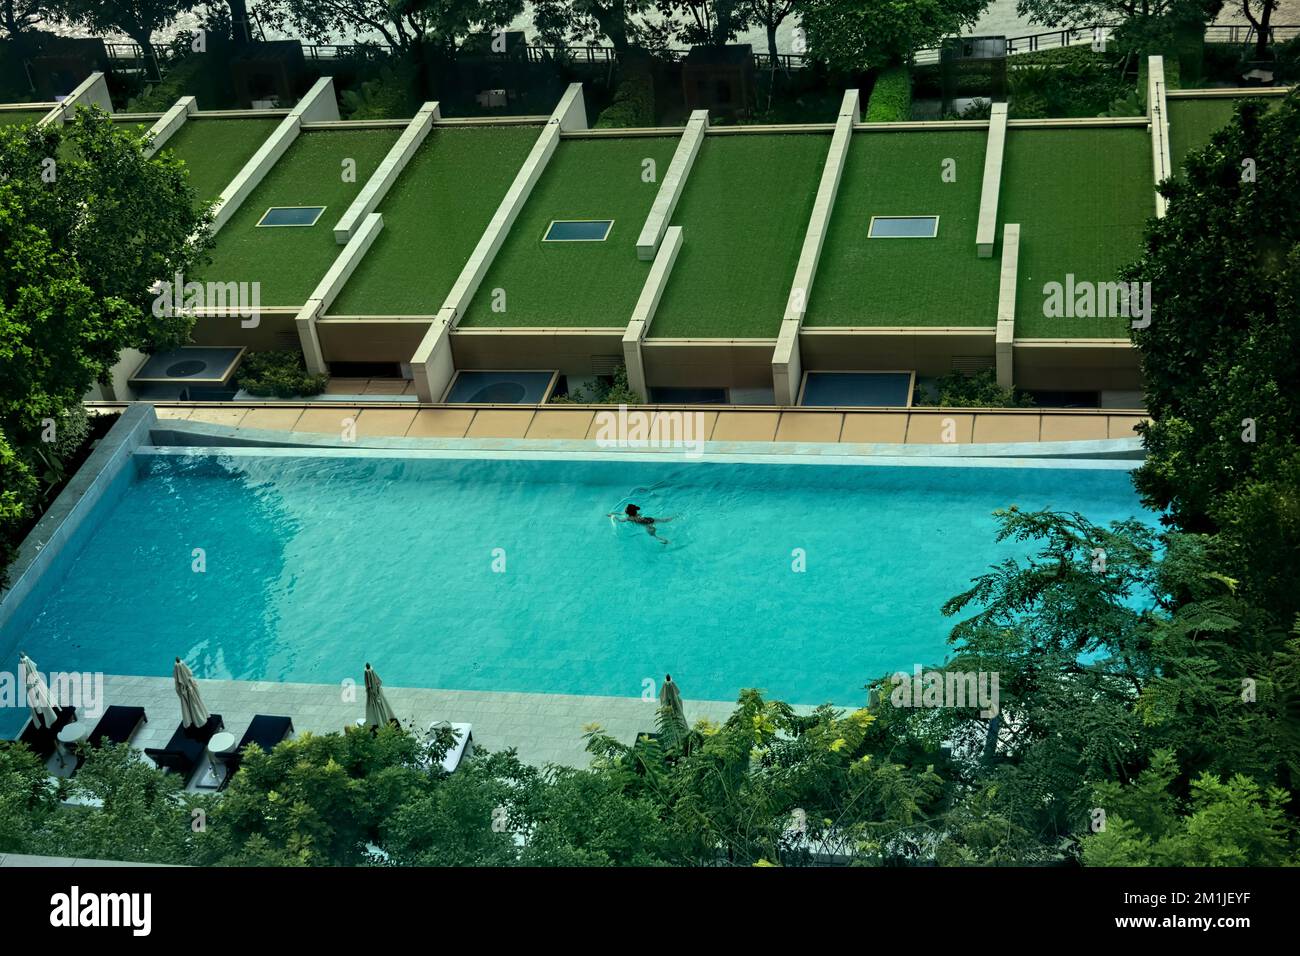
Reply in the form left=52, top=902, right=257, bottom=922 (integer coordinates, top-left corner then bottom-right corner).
left=593, top=70, right=655, bottom=128
left=796, top=0, right=989, bottom=72
left=1083, top=751, right=1295, bottom=865
left=1, top=108, right=210, bottom=581
left=865, top=66, right=912, bottom=122
left=1124, top=93, right=1300, bottom=620
left=1007, top=59, right=1130, bottom=119
left=0, top=742, right=210, bottom=863
left=917, top=368, right=1035, bottom=408
left=0, top=431, right=36, bottom=585
left=551, top=365, right=640, bottom=404
left=195, top=725, right=424, bottom=866
left=234, top=350, right=328, bottom=398
left=262, top=0, right=522, bottom=53
left=340, top=60, right=421, bottom=120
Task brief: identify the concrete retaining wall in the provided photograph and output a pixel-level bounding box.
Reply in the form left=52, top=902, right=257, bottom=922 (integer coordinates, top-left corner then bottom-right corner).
left=333, top=101, right=438, bottom=243
left=636, top=110, right=707, bottom=260
left=451, top=328, right=625, bottom=379
left=295, top=212, right=385, bottom=373
left=1014, top=340, right=1142, bottom=391
left=210, top=77, right=337, bottom=233
left=1147, top=56, right=1172, bottom=219
left=642, top=340, right=778, bottom=391
left=42, top=71, right=113, bottom=127
left=773, top=89, right=859, bottom=403
left=977, top=102, right=1008, bottom=257
left=410, top=311, right=457, bottom=401
left=189, top=310, right=299, bottom=350
left=996, top=223, right=1020, bottom=388
left=624, top=226, right=683, bottom=399
left=317, top=318, right=432, bottom=363
left=143, top=96, right=197, bottom=158
left=409, top=84, right=585, bottom=401
left=553, top=82, right=588, bottom=132
left=799, top=328, right=997, bottom=379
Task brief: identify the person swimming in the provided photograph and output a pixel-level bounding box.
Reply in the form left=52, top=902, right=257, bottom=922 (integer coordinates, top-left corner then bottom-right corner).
left=610, top=503, right=672, bottom=544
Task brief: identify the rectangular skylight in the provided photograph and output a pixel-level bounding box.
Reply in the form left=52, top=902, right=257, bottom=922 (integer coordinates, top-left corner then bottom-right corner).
left=257, top=206, right=326, bottom=228
left=869, top=216, right=939, bottom=238
left=543, top=220, right=613, bottom=242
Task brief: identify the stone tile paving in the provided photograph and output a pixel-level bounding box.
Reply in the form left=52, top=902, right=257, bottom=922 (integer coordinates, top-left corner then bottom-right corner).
left=89, top=674, right=765, bottom=774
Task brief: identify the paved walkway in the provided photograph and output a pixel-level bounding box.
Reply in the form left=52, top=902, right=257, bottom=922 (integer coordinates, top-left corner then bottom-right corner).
left=79, top=675, right=751, bottom=773
left=136, top=402, right=1147, bottom=445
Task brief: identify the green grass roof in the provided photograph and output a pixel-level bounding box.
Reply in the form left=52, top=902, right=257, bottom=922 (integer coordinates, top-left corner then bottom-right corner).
left=160, top=117, right=280, bottom=204
left=0, top=109, right=48, bottom=127
left=1000, top=127, right=1154, bottom=339
left=201, top=127, right=403, bottom=308
left=459, top=136, right=679, bottom=328
left=649, top=133, right=829, bottom=339
left=805, top=129, right=998, bottom=328
left=1167, top=94, right=1282, bottom=175
left=330, top=125, right=540, bottom=316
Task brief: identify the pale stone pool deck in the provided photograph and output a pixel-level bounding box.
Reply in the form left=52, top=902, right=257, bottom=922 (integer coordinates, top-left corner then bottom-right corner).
left=85, top=675, right=752, bottom=773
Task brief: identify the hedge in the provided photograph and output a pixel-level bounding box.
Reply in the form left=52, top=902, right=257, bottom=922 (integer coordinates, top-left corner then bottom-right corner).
left=594, top=71, right=655, bottom=128
left=234, top=350, right=327, bottom=398
left=865, top=67, right=912, bottom=122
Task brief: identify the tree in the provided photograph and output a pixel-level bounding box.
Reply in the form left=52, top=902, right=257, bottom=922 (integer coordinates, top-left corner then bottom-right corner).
left=1082, top=750, right=1295, bottom=865
left=1, top=0, right=46, bottom=40
left=54, top=1, right=196, bottom=80
left=795, top=0, right=990, bottom=71
left=1240, top=0, right=1282, bottom=60
left=1123, top=93, right=1300, bottom=620
left=655, top=0, right=749, bottom=46
left=224, top=0, right=253, bottom=43
left=0, top=111, right=212, bottom=450
left=531, top=0, right=656, bottom=52
left=0, top=432, right=37, bottom=586
left=742, top=0, right=797, bottom=66
left=258, top=0, right=522, bottom=54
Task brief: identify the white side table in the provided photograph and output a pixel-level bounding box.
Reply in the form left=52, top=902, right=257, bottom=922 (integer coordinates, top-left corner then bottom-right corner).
left=198, top=731, right=236, bottom=789
left=55, top=721, right=90, bottom=769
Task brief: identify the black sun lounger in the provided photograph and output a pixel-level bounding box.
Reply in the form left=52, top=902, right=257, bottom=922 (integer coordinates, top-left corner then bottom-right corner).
left=87, top=706, right=148, bottom=749
left=70, top=706, right=149, bottom=771
left=12, top=707, right=77, bottom=761
left=218, top=715, right=294, bottom=790
left=144, top=714, right=224, bottom=782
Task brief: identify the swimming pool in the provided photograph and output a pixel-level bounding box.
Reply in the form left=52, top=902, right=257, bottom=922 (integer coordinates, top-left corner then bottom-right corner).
left=1, top=450, right=1151, bottom=721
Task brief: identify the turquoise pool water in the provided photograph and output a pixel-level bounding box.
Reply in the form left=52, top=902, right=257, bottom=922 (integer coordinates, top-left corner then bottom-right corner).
left=1, top=451, right=1151, bottom=722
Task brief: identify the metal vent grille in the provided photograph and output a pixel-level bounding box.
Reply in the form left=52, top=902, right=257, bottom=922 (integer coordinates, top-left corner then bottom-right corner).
left=277, top=330, right=300, bottom=348
left=592, top=354, right=623, bottom=376
left=951, top=355, right=994, bottom=374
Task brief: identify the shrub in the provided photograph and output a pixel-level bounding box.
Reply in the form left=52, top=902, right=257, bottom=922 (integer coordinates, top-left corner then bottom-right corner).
left=865, top=66, right=911, bottom=122
left=1008, top=58, right=1129, bottom=118
left=594, top=71, right=655, bottom=128
left=340, top=60, right=420, bottom=121
left=234, top=351, right=327, bottom=398
left=550, top=366, right=640, bottom=404
left=0, top=431, right=37, bottom=587
left=916, top=368, right=1035, bottom=408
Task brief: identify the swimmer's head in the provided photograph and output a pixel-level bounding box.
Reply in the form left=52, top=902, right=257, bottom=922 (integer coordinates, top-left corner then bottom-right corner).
left=625, top=504, right=640, bottom=517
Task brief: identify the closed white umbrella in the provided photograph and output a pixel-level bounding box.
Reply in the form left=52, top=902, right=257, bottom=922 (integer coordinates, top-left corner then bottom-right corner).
left=19, top=653, right=58, bottom=729
left=173, top=657, right=210, bottom=728
left=364, top=663, right=396, bottom=728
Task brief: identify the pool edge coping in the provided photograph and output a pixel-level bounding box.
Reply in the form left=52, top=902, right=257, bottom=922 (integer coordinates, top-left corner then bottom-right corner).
left=0, top=405, right=156, bottom=633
